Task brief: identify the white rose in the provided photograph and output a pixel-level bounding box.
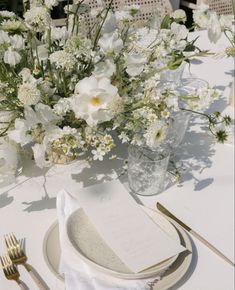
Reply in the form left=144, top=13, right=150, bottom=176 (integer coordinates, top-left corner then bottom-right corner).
left=171, top=9, right=186, bottom=22
left=171, top=22, right=188, bottom=40
left=4, top=49, right=21, bottom=66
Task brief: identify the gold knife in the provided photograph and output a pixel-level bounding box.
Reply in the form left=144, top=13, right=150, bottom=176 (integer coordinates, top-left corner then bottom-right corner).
left=156, top=202, right=235, bottom=267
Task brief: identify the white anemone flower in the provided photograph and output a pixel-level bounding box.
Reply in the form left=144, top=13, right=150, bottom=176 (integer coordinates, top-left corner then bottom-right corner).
left=70, top=76, right=120, bottom=126
left=208, top=12, right=222, bottom=43
left=4, top=49, right=21, bottom=66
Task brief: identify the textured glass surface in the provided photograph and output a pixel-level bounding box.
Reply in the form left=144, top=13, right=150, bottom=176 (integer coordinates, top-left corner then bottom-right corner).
left=128, top=145, right=170, bottom=196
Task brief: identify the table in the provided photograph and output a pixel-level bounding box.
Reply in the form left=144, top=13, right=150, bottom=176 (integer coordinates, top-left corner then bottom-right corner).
left=0, top=31, right=234, bottom=290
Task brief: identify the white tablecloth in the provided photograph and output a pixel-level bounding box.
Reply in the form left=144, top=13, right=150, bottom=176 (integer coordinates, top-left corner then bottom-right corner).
left=0, top=31, right=234, bottom=290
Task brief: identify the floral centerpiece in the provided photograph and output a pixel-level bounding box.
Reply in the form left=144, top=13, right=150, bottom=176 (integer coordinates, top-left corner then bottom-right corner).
left=0, top=0, right=232, bottom=170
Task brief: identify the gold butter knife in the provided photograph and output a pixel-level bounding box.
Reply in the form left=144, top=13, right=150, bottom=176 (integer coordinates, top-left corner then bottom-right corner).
left=156, top=202, right=235, bottom=267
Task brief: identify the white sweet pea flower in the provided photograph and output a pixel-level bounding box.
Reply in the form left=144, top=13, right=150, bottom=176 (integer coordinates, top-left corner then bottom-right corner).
left=102, top=12, right=117, bottom=33
left=10, top=35, right=24, bottom=50
left=36, top=45, right=49, bottom=62
left=93, top=59, right=116, bottom=78
left=0, top=30, right=10, bottom=44
left=8, top=104, right=61, bottom=146
left=98, top=31, right=123, bottom=54
left=171, top=9, right=186, bottom=22
left=4, top=49, right=21, bottom=66
left=171, top=22, right=188, bottom=40
left=208, top=12, right=222, bottom=43
left=32, top=143, right=49, bottom=168
left=70, top=76, right=120, bottom=126
left=19, top=68, right=36, bottom=84
left=124, top=53, right=147, bottom=77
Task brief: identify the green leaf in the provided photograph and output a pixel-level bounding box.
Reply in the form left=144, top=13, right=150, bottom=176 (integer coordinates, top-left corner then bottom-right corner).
left=167, top=57, right=184, bottom=70
left=160, top=15, right=172, bottom=29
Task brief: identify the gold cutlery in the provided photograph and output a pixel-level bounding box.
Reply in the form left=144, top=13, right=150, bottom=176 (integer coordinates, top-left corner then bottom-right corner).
left=4, top=233, right=48, bottom=290
left=0, top=254, right=25, bottom=289
left=157, top=203, right=235, bottom=267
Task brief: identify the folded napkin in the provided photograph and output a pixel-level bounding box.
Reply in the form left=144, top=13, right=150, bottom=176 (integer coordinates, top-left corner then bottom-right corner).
left=57, top=189, right=166, bottom=290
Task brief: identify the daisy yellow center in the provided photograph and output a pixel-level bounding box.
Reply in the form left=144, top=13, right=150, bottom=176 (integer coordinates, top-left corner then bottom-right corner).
left=90, top=96, right=102, bottom=106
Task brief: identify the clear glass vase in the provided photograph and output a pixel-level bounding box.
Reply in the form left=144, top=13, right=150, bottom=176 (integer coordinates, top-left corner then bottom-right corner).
left=128, top=145, right=170, bottom=196
left=160, top=62, right=186, bottom=86
left=0, top=138, right=23, bottom=187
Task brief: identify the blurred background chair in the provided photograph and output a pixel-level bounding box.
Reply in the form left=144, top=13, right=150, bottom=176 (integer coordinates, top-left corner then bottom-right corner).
left=205, top=0, right=234, bottom=15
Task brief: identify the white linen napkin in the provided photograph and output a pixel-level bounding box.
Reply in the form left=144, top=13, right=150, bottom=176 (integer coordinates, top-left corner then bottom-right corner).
left=56, top=189, right=165, bottom=290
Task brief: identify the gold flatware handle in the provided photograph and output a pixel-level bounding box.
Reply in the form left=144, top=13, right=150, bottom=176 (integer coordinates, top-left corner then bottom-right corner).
left=27, top=268, right=48, bottom=290
left=157, top=202, right=235, bottom=267
left=17, top=281, right=27, bottom=290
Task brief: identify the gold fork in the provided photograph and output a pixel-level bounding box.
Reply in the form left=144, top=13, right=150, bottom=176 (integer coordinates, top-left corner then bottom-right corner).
left=0, top=254, right=25, bottom=289
left=5, top=233, right=48, bottom=290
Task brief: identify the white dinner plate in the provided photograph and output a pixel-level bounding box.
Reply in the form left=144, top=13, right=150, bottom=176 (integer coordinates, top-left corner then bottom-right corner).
left=43, top=207, right=192, bottom=289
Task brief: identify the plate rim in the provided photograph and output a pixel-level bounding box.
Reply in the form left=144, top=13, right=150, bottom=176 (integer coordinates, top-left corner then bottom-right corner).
left=42, top=221, right=64, bottom=281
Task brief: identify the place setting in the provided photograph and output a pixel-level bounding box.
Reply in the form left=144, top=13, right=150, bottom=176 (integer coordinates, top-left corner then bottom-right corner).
left=42, top=180, right=193, bottom=290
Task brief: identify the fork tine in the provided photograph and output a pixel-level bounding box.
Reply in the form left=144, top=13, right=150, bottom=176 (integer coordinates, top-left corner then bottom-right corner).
left=4, top=234, right=11, bottom=249
left=10, top=233, right=18, bottom=245
left=5, top=235, right=17, bottom=259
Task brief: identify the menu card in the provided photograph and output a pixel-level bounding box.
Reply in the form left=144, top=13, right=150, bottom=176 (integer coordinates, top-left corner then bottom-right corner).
left=76, top=180, right=186, bottom=273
